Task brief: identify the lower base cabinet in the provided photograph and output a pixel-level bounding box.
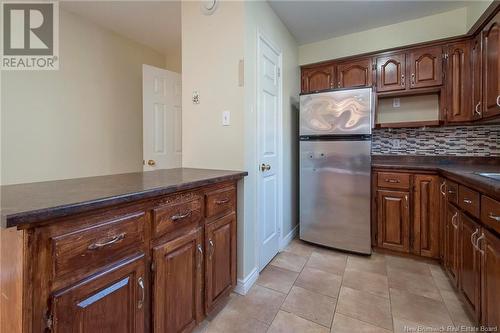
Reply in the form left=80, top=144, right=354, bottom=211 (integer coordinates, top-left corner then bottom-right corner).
left=152, top=228, right=203, bottom=333
left=51, top=254, right=146, bottom=333
left=445, top=203, right=460, bottom=287
left=376, top=190, right=410, bottom=253
left=460, top=213, right=481, bottom=320
left=481, top=229, right=500, bottom=326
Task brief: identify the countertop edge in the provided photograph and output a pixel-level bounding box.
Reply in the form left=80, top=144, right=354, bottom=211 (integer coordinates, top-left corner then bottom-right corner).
left=2, top=171, right=247, bottom=229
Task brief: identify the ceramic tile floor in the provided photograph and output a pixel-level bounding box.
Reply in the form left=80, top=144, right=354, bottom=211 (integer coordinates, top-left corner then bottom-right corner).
left=194, top=238, right=475, bottom=333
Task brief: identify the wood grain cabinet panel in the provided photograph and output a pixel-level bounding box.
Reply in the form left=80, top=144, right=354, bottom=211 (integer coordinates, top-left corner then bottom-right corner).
left=446, top=41, right=473, bottom=122
left=471, top=35, right=483, bottom=119
left=301, top=65, right=335, bottom=93
left=460, top=214, right=481, bottom=321
left=413, top=175, right=440, bottom=258
left=51, top=254, right=145, bottom=333
left=481, top=196, right=500, bottom=234
left=376, top=53, right=406, bottom=92
left=336, top=58, right=373, bottom=88
left=205, top=185, right=236, bottom=220
left=481, top=229, right=500, bottom=328
left=458, top=185, right=480, bottom=219
left=205, top=213, right=236, bottom=313
left=482, top=11, right=500, bottom=118
left=152, top=193, right=203, bottom=238
left=445, top=202, right=460, bottom=287
left=377, top=172, right=410, bottom=190
left=408, top=46, right=443, bottom=89
left=439, top=178, right=447, bottom=261
left=152, top=228, right=203, bottom=333
left=377, top=190, right=410, bottom=253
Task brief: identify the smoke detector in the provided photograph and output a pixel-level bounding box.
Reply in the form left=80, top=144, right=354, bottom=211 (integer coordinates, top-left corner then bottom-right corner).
left=201, top=0, right=218, bottom=15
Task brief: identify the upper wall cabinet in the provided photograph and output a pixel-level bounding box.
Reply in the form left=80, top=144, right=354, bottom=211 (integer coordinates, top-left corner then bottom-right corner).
left=301, top=64, right=335, bottom=93
left=408, top=46, right=444, bottom=89
left=482, top=11, right=500, bottom=118
left=446, top=41, right=473, bottom=123
left=376, top=53, right=406, bottom=92
left=471, top=34, right=483, bottom=120
left=336, top=58, right=373, bottom=88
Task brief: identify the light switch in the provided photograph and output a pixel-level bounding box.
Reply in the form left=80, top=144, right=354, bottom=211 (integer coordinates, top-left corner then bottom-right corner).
left=393, top=98, right=400, bottom=108
left=222, top=111, right=230, bottom=126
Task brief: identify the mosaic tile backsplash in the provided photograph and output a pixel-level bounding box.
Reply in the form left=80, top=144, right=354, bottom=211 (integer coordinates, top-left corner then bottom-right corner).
left=372, top=125, right=500, bottom=156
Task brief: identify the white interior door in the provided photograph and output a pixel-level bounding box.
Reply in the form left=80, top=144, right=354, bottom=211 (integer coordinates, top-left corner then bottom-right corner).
left=257, top=33, right=282, bottom=270
left=143, top=64, right=182, bottom=171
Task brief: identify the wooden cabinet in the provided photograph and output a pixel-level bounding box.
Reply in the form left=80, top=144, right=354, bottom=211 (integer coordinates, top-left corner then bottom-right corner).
left=471, top=35, right=483, bottom=119
left=413, top=175, right=440, bottom=258
left=336, top=58, right=373, bottom=88
left=51, top=255, right=146, bottom=333
left=439, top=178, right=447, bottom=261
left=445, top=202, right=460, bottom=287
left=460, top=214, right=481, bottom=320
left=301, top=64, right=335, bottom=93
left=408, top=46, right=443, bottom=89
left=480, top=228, right=500, bottom=327
left=376, top=53, right=406, bottom=92
left=152, top=228, right=203, bottom=333
left=446, top=41, right=473, bottom=122
left=205, top=213, right=237, bottom=313
left=376, top=190, right=410, bottom=253
left=482, top=12, right=500, bottom=118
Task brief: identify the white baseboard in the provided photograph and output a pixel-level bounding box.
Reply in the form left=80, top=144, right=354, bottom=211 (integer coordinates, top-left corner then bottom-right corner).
left=280, top=224, right=298, bottom=250
left=234, top=267, right=259, bottom=295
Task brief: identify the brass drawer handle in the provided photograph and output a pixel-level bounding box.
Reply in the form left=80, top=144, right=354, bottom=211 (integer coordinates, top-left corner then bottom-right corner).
left=488, top=213, right=500, bottom=222
left=88, top=233, right=125, bottom=250
left=384, top=178, right=400, bottom=183
left=171, top=211, right=192, bottom=221
left=463, top=199, right=472, bottom=204
left=215, top=198, right=230, bottom=205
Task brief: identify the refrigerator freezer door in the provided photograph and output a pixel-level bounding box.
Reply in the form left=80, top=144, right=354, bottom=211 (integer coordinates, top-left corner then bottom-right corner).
left=299, top=139, right=372, bottom=254
left=300, top=88, right=372, bottom=136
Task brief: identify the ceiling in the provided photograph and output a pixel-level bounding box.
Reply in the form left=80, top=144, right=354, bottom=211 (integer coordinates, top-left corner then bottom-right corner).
left=268, top=1, right=472, bottom=45
left=61, top=1, right=181, bottom=55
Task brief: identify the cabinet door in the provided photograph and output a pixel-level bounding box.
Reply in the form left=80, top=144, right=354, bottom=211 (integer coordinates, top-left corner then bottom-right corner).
left=480, top=229, right=500, bottom=327
left=482, top=12, right=500, bottom=118
left=51, top=255, right=145, bottom=333
left=439, top=179, right=447, bottom=261
left=152, top=228, right=203, bottom=333
left=301, top=64, right=335, bottom=93
left=445, top=203, right=460, bottom=287
left=376, top=53, right=406, bottom=92
left=408, top=46, right=443, bottom=89
left=377, top=190, right=410, bottom=253
left=471, top=35, right=483, bottom=119
left=460, top=214, right=481, bottom=320
left=337, top=58, right=373, bottom=88
left=205, top=213, right=236, bottom=313
left=446, top=41, right=473, bottom=123
left=413, top=175, right=440, bottom=258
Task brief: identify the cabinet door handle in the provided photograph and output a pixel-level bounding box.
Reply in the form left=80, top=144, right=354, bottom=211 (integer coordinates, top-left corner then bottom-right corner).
left=411, top=73, right=415, bottom=85
left=401, top=74, right=405, bottom=87
left=448, top=189, right=456, bottom=194
left=88, top=233, right=125, bottom=250
left=171, top=211, right=192, bottom=221
left=137, top=277, right=145, bottom=309
left=404, top=194, right=409, bottom=209
left=440, top=182, right=446, bottom=196
left=338, top=81, right=341, bottom=88
left=197, top=244, right=203, bottom=268
left=497, top=95, right=500, bottom=107
left=471, top=229, right=479, bottom=250
left=463, top=199, right=472, bottom=204
left=385, top=178, right=400, bottom=183
left=215, top=198, right=229, bottom=205
left=476, top=233, right=485, bottom=255
left=209, top=239, right=215, bottom=258
left=451, top=212, right=458, bottom=228
left=488, top=213, right=500, bottom=222
left=474, top=102, right=481, bottom=116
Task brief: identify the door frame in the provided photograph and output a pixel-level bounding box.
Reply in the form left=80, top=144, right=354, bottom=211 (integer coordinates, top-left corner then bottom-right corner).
left=255, top=30, right=284, bottom=272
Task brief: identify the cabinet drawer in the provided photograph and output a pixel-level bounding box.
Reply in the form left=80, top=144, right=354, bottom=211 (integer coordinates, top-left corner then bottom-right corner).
left=153, top=193, right=203, bottom=238
left=446, top=181, right=459, bottom=205
left=481, top=196, right=500, bottom=234
left=377, top=172, right=410, bottom=189
left=459, top=185, right=480, bottom=218
left=205, top=185, right=236, bottom=219
left=52, top=211, right=145, bottom=280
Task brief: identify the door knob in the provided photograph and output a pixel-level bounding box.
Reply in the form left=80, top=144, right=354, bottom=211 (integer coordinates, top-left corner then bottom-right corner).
left=147, top=159, right=156, bottom=167
left=260, top=163, right=271, bottom=172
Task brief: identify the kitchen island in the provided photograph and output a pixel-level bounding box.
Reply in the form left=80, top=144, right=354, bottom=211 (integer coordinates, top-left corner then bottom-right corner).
left=0, top=168, right=247, bottom=332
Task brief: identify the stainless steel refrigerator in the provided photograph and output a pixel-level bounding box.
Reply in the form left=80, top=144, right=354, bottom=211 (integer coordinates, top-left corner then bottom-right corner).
left=299, top=87, right=373, bottom=255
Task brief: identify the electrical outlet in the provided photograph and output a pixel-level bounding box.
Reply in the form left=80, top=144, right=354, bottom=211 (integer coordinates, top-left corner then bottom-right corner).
left=222, top=111, right=230, bottom=126
left=393, top=98, right=400, bottom=108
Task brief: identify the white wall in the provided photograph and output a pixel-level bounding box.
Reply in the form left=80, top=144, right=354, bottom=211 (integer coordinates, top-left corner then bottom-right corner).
left=244, top=0, right=299, bottom=277
left=466, top=0, right=494, bottom=31
left=165, top=48, right=182, bottom=73
left=299, top=7, right=468, bottom=65
left=1, top=9, right=166, bottom=184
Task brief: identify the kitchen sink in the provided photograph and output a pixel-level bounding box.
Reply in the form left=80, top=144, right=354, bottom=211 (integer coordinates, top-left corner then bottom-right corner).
left=475, top=172, right=500, bottom=181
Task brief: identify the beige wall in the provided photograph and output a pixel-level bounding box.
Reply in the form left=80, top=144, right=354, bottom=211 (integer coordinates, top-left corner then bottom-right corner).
left=165, top=48, right=182, bottom=73
left=377, top=94, right=440, bottom=124
left=466, top=0, right=494, bottom=31
left=1, top=9, right=166, bottom=185
left=299, top=7, right=468, bottom=65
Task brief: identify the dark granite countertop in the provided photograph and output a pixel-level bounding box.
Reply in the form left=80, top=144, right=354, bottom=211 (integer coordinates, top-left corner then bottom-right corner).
left=1, top=168, right=247, bottom=229
left=372, top=156, right=500, bottom=200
